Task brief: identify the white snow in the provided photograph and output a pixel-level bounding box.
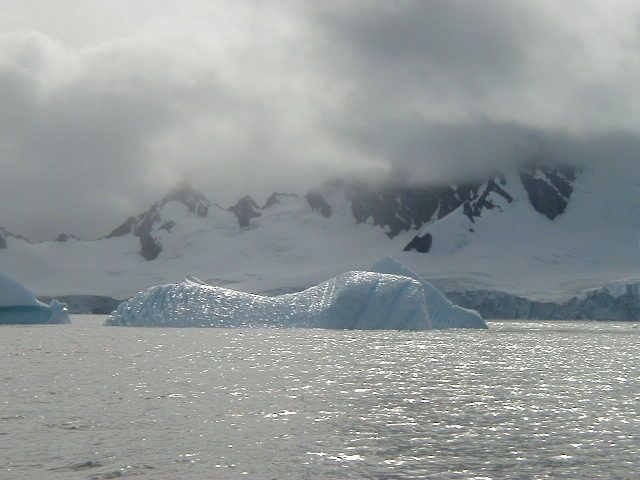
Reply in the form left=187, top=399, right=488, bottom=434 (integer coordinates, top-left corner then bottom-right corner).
left=106, top=271, right=433, bottom=330
left=369, top=256, right=487, bottom=329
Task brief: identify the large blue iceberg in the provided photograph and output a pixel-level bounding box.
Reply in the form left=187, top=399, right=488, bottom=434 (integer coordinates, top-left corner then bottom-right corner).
left=0, top=272, right=69, bottom=324
left=106, top=271, right=433, bottom=330
left=369, top=256, right=487, bottom=329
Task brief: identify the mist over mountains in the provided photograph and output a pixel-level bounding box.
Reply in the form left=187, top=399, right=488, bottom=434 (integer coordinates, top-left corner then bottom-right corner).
left=0, top=161, right=576, bottom=253
left=0, top=156, right=636, bottom=299
left=2, top=1, right=640, bottom=239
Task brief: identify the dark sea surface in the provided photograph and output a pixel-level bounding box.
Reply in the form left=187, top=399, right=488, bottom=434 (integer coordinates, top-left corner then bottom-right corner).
left=1, top=316, right=638, bottom=479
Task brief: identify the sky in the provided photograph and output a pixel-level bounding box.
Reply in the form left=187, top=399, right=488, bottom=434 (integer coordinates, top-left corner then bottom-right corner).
left=0, top=0, right=639, bottom=239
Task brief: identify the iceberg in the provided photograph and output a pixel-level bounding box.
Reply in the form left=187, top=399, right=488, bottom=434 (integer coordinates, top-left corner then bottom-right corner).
left=106, top=271, right=433, bottom=330
left=0, top=272, right=70, bottom=324
left=369, top=257, right=487, bottom=329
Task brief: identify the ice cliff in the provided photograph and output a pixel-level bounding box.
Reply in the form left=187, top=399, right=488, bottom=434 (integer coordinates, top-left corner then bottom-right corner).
left=106, top=271, right=433, bottom=330
left=448, top=282, right=640, bottom=321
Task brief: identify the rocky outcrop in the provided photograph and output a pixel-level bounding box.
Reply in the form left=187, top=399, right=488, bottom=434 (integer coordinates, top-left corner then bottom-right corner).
left=461, top=176, right=514, bottom=222
left=263, top=192, right=299, bottom=209
left=228, top=196, right=262, bottom=228
left=402, top=165, right=578, bottom=253
left=93, top=163, right=580, bottom=260
left=519, top=164, right=578, bottom=220
left=346, top=182, right=463, bottom=238
left=306, top=191, right=332, bottom=218
left=54, top=233, right=80, bottom=242
left=403, top=233, right=432, bottom=253
left=345, top=175, right=516, bottom=242
left=106, top=181, right=211, bottom=260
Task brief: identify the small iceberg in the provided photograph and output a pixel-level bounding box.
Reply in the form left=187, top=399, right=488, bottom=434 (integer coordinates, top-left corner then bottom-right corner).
left=0, top=272, right=70, bottom=324
left=106, top=271, right=433, bottom=330
left=369, top=256, right=487, bottom=329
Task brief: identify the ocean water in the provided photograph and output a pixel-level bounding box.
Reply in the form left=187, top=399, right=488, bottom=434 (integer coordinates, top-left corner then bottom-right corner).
left=1, top=317, right=638, bottom=480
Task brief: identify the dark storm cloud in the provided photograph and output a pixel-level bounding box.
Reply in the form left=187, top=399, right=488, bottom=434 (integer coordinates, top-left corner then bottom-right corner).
left=311, top=1, right=535, bottom=96
left=0, top=1, right=638, bottom=239
left=0, top=28, right=337, bottom=239
left=300, top=0, right=640, bottom=180
left=0, top=32, right=237, bottom=238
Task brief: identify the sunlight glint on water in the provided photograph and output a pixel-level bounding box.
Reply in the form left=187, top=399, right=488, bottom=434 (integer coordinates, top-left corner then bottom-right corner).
left=1, top=317, right=638, bottom=479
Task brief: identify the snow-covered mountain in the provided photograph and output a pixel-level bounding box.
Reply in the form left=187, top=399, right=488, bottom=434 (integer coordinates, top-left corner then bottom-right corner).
left=0, top=161, right=637, bottom=319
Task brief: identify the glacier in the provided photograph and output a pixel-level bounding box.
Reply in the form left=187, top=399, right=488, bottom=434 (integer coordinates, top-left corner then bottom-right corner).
left=0, top=272, right=70, bottom=324
left=447, top=281, right=640, bottom=321
left=106, top=271, right=433, bottom=330
left=369, top=257, right=487, bottom=329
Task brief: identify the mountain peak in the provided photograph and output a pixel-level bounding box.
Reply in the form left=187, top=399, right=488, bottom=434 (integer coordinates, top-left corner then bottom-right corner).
left=161, top=180, right=211, bottom=218
left=54, top=233, right=80, bottom=243
left=106, top=181, right=213, bottom=260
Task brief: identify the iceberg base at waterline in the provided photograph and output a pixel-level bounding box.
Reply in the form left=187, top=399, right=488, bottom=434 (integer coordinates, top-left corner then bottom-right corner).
left=368, top=256, right=487, bottom=329
left=106, top=271, right=434, bottom=330
left=0, top=273, right=70, bottom=324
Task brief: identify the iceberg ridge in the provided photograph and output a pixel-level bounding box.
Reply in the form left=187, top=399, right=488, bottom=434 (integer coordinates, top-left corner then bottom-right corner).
left=106, top=271, right=433, bottom=330
left=369, top=256, right=487, bottom=329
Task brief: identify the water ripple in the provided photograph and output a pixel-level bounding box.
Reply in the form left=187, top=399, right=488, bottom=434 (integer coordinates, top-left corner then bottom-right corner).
left=0, top=317, right=638, bottom=479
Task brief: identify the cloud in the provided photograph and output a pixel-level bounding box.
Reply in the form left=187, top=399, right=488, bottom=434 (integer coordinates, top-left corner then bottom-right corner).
left=0, top=26, right=341, bottom=239
left=0, top=1, right=638, bottom=239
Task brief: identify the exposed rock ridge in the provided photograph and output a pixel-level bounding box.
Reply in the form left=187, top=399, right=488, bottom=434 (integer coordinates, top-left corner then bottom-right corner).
left=263, top=192, right=299, bottom=209
left=519, top=164, right=578, bottom=220
left=54, top=233, right=80, bottom=242
left=0, top=227, right=30, bottom=249
left=106, top=181, right=211, bottom=260
left=228, top=196, right=262, bottom=228
left=403, top=164, right=579, bottom=253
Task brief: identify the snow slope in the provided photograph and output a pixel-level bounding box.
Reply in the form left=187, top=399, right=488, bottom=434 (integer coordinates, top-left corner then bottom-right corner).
left=106, top=272, right=433, bottom=330
left=0, top=161, right=637, bottom=320
left=399, top=163, right=639, bottom=301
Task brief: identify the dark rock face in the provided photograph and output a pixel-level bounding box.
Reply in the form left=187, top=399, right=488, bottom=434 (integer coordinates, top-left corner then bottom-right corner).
left=306, top=191, right=332, bottom=218
left=403, top=233, right=432, bottom=253
left=461, top=177, right=514, bottom=222
left=347, top=183, right=447, bottom=237
left=399, top=176, right=514, bottom=252
left=402, top=165, right=577, bottom=253
left=163, top=180, right=210, bottom=217
left=519, top=164, right=578, bottom=220
left=0, top=233, right=5, bottom=249
left=54, top=233, right=79, bottom=242
left=345, top=183, right=442, bottom=238
left=106, top=217, right=136, bottom=238
left=228, top=196, right=262, bottom=228
left=345, top=176, right=514, bottom=241
left=106, top=181, right=212, bottom=261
